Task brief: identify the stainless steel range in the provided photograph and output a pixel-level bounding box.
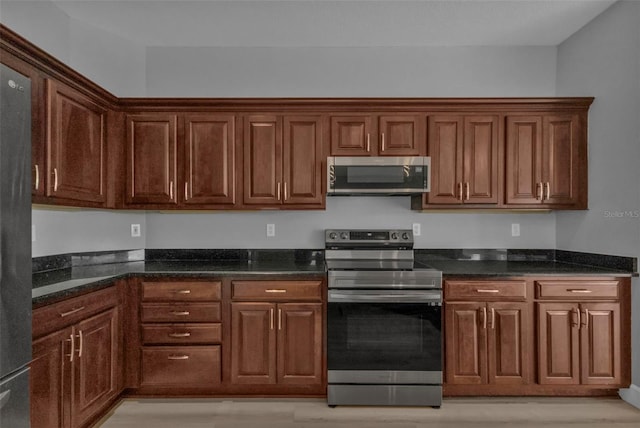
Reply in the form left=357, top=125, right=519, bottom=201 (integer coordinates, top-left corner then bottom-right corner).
left=325, top=229, right=443, bottom=407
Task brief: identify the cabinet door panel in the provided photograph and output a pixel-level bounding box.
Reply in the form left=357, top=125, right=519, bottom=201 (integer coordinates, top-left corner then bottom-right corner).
left=330, top=116, right=372, bottom=156
left=47, top=80, right=106, bottom=203
left=580, top=303, right=621, bottom=385
left=542, top=115, right=580, bottom=205
left=126, top=114, right=177, bottom=204
left=445, top=302, right=486, bottom=384
left=230, top=303, right=276, bottom=384
left=277, top=303, right=323, bottom=385
left=506, top=116, right=542, bottom=204
left=427, top=116, right=463, bottom=204
left=537, top=303, right=580, bottom=385
left=184, top=114, right=235, bottom=205
left=31, top=328, right=72, bottom=428
left=243, top=115, right=282, bottom=205
left=487, top=302, right=530, bottom=385
left=72, top=308, right=119, bottom=428
left=283, top=116, right=323, bottom=205
left=463, top=116, right=499, bottom=204
left=379, top=115, right=421, bottom=156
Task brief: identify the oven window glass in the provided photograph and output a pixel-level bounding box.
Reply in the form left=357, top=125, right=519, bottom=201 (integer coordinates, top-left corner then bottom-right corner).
left=328, top=302, right=441, bottom=372
left=347, top=166, right=405, bottom=183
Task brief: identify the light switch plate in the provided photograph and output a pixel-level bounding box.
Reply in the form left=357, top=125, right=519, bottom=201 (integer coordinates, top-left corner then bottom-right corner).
left=511, top=223, right=520, bottom=237
left=131, top=224, right=141, bottom=237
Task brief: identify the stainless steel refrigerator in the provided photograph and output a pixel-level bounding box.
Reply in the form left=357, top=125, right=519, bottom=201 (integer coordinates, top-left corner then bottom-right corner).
left=0, top=63, right=32, bottom=427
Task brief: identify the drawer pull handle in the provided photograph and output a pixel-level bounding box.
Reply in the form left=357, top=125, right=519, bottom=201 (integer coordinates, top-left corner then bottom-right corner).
left=476, top=289, right=499, bottom=293
left=167, top=355, right=190, bottom=360
left=170, top=311, right=190, bottom=316
left=60, top=306, right=86, bottom=317
left=265, top=289, right=287, bottom=293
left=172, top=290, right=191, bottom=294
left=168, top=332, right=191, bottom=338
left=568, top=289, right=593, bottom=293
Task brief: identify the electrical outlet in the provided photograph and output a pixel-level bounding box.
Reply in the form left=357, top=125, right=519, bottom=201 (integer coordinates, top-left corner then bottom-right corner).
left=266, top=223, right=275, bottom=237
left=32, top=225, right=36, bottom=242
left=131, top=224, right=141, bottom=237
left=511, top=223, right=520, bottom=237
left=412, top=223, right=421, bottom=236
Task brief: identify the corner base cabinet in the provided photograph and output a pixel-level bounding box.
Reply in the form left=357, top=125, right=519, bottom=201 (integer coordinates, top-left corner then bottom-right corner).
left=31, top=285, right=121, bottom=428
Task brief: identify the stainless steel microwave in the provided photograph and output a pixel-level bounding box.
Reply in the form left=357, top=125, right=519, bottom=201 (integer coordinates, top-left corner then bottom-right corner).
left=327, top=156, right=430, bottom=195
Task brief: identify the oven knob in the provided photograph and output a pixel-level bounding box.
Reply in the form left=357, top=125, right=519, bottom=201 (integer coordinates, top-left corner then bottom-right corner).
left=391, top=232, right=398, bottom=240
left=329, top=232, right=338, bottom=240
left=402, top=232, right=410, bottom=240
left=340, top=232, right=349, bottom=240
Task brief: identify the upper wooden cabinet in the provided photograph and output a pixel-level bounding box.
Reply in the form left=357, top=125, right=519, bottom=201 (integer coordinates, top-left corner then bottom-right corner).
left=425, top=115, right=500, bottom=205
left=329, top=114, right=423, bottom=156
left=46, top=79, right=107, bottom=204
left=506, top=114, right=585, bottom=208
left=183, top=114, right=236, bottom=206
left=243, top=115, right=323, bottom=208
left=125, top=114, right=178, bottom=205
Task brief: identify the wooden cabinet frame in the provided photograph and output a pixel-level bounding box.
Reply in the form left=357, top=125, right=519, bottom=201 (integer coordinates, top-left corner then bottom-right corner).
left=2, top=24, right=593, bottom=212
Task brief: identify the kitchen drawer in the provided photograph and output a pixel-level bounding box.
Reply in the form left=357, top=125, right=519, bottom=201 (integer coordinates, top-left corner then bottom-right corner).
left=32, top=286, right=118, bottom=338
left=231, top=280, right=323, bottom=301
left=444, top=280, right=527, bottom=300
left=141, top=346, right=221, bottom=386
left=536, top=280, right=620, bottom=300
left=141, top=303, right=221, bottom=323
left=142, top=323, right=222, bottom=345
left=141, top=281, right=221, bottom=302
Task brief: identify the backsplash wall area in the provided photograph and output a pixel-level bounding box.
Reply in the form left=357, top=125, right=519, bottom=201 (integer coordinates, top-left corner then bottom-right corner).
left=31, top=208, right=146, bottom=257
left=32, top=198, right=556, bottom=256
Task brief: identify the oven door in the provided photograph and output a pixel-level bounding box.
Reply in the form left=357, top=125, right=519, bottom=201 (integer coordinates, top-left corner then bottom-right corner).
left=327, top=289, right=442, bottom=385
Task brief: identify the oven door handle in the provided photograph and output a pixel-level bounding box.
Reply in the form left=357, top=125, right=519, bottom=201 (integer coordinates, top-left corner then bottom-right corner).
left=328, top=290, right=442, bottom=303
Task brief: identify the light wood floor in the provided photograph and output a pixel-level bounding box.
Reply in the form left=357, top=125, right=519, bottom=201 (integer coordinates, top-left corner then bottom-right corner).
left=94, top=397, right=640, bottom=428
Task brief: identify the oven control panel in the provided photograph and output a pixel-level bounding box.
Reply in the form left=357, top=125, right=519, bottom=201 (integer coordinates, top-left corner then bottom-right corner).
left=325, top=229, right=413, bottom=245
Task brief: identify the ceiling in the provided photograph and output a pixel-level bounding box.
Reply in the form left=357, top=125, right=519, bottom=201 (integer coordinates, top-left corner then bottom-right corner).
left=51, top=0, right=618, bottom=47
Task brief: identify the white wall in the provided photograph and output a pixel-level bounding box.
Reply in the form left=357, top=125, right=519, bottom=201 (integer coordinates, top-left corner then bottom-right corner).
left=556, top=0, right=640, bottom=399
left=0, top=1, right=146, bottom=96
left=0, top=0, right=71, bottom=63
left=146, top=197, right=555, bottom=249
left=146, top=46, right=556, bottom=97
left=32, top=208, right=146, bottom=257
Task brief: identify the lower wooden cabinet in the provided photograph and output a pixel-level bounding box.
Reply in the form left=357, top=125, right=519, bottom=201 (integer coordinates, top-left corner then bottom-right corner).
left=230, top=302, right=322, bottom=386
left=138, top=280, right=223, bottom=391
left=537, top=302, right=621, bottom=386
left=445, top=301, right=530, bottom=386
left=31, top=291, right=120, bottom=428
left=444, top=277, right=630, bottom=396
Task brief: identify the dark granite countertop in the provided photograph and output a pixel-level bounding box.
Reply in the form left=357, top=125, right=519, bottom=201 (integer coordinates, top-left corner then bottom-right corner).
left=417, top=259, right=636, bottom=277
left=33, top=248, right=637, bottom=306
left=32, top=258, right=326, bottom=305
